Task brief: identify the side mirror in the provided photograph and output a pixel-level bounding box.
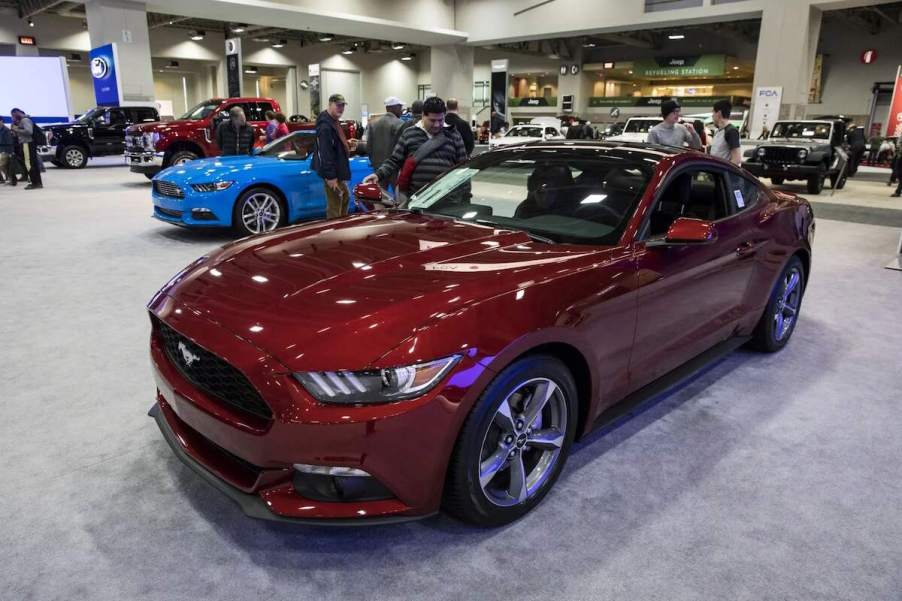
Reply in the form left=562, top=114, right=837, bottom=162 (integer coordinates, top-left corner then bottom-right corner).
left=649, top=217, right=717, bottom=247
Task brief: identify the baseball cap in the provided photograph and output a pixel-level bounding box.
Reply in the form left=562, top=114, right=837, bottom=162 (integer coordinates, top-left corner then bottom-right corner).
left=661, top=99, right=681, bottom=118
left=328, top=94, right=346, bottom=105
left=384, top=96, right=404, bottom=107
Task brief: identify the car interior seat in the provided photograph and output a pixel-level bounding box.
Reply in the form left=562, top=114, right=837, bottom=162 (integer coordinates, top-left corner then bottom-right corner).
left=649, top=172, right=692, bottom=236
left=514, top=162, right=576, bottom=219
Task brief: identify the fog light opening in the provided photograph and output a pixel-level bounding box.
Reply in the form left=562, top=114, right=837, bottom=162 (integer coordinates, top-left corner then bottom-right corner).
left=291, top=464, right=394, bottom=502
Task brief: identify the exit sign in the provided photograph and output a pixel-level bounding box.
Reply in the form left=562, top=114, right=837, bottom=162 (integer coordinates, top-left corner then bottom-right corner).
left=18, top=35, right=36, bottom=46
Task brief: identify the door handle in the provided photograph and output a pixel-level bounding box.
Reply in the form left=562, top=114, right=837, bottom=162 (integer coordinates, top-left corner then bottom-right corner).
left=736, top=241, right=758, bottom=259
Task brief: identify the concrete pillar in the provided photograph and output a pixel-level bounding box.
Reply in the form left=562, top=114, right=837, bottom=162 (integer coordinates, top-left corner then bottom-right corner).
left=286, top=66, right=298, bottom=116
left=751, top=2, right=823, bottom=121
left=430, top=44, right=475, bottom=122
left=557, top=47, right=592, bottom=117
left=85, top=0, right=155, bottom=105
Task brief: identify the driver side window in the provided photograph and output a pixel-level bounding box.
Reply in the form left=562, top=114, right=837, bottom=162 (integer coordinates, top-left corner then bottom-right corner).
left=648, top=169, right=729, bottom=237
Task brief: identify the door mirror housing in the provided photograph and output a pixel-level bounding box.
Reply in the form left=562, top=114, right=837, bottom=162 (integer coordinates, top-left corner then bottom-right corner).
left=648, top=217, right=717, bottom=247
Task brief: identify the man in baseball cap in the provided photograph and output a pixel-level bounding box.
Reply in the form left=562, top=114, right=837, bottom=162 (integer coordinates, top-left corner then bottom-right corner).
left=646, top=99, right=702, bottom=149
left=312, top=93, right=358, bottom=219
left=360, top=96, right=405, bottom=174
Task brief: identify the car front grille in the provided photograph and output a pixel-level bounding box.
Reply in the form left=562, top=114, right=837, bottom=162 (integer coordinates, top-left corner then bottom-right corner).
left=153, top=180, right=184, bottom=199
left=761, top=147, right=802, bottom=164
left=155, top=318, right=273, bottom=421
left=155, top=207, right=183, bottom=218
left=126, top=135, right=147, bottom=151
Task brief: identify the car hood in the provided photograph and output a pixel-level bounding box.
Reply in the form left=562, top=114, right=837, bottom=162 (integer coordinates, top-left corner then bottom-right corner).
left=492, top=137, right=541, bottom=147
left=46, top=121, right=86, bottom=131
left=162, top=212, right=600, bottom=371
left=156, top=154, right=369, bottom=183
left=127, top=119, right=201, bottom=134
left=763, top=137, right=831, bottom=148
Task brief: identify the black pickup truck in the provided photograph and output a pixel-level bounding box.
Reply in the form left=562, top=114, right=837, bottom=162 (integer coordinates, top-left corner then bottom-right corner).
left=743, top=119, right=848, bottom=194
left=40, top=106, right=159, bottom=169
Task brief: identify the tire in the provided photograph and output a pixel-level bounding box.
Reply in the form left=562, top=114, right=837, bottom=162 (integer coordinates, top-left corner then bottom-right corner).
left=443, top=355, right=578, bottom=527
left=770, top=177, right=784, bottom=186
left=60, top=145, right=88, bottom=169
left=830, top=173, right=847, bottom=190
left=50, top=159, right=63, bottom=168
left=749, top=256, right=806, bottom=353
left=806, top=174, right=824, bottom=195
left=169, top=150, right=198, bottom=166
left=232, top=187, right=286, bottom=236
left=144, top=173, right=155, bottom=180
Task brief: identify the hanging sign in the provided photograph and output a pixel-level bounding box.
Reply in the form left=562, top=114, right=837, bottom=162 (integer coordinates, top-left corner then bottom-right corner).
left=89, top=43, right=122, bottom=106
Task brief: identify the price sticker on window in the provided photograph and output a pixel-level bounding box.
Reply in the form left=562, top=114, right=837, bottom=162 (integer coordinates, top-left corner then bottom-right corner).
left=734, top=189, right=746, bottom=209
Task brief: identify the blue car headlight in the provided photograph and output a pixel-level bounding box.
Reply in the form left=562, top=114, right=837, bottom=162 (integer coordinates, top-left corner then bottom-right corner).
left=294, top=355, right=461, bottom=405
left=191, top=181, right=235, bottom=192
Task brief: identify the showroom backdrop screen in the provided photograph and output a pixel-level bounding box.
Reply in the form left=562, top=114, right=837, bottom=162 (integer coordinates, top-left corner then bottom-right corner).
left=0, top=57, right=72, bottom=124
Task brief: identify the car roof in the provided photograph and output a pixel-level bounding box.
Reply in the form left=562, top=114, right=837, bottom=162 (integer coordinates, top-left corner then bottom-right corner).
left=493, top=139, right=690, bottom=159
left=774, top=120, right=834, bottom=125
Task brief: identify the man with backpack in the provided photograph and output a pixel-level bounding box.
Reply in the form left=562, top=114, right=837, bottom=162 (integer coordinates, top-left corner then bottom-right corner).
left=10, top=108, right=43, bottom=189
left=362, top=96, right=467, bottom=204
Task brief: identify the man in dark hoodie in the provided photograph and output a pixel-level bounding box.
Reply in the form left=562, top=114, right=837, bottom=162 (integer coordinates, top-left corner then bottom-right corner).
left=312, top=94, right=358, bottom=219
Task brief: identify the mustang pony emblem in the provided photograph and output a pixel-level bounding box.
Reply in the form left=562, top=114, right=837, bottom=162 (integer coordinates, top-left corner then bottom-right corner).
left=177, top=341, right=201, bottom=367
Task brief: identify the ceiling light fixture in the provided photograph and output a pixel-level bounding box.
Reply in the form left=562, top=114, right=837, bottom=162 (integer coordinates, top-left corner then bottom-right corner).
left=391, top=42, right=406, bottom=50
left=401, top=53, right=415, bottom=61
left=231, top=24, right=247, bottom=33
left=318, top=33, right=334, bottom=42
left=732, top=65, right=740, bottom=70
left=190, top=30, right=205, bottom=41
left=272, top=39, right=287, bottom=48
left=28, top=18, right=34, bottom=27
left=167, top=60, right=180, bottom=68
left=342, top=47, right=355, bottom=55
left=583, top=42, right=596, bottom=48
left=668, top=34, right=685, bottom=40
left=244, top=66, right=258, bottom=74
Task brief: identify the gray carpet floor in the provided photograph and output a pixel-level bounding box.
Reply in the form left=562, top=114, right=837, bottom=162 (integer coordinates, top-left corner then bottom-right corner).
left=1, top=160, right=901, bottom=601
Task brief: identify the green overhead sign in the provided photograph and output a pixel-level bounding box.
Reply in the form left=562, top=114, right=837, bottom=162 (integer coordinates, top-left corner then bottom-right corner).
left=588, top=95, right=750, bottom=108
left=633, top=55, right=726, bottom=78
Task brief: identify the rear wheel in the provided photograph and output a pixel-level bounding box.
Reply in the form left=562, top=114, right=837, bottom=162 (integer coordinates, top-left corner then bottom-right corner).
left=232, top=187, right=286, bottom=236
left=169, top=150, right=198, bottom=166
left=749, top=256, right=805, bottom=353
left=770, top=176, right=784, bottom=186
left=61, top=145, right=88, bottom=169
left=444, top=355, right=577, bottom=527
left=830, top=172, right=847, bottom=190
left=806, top=173, right=824, bottom=195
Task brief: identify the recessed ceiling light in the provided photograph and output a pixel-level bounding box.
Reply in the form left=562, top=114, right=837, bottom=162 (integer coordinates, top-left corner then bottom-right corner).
left=244, top=66, right=258, bottom=74
left=732, top=65, right=740, bottom=70
left=253, top=37, right=270, bottom=43
left=318, top=33, right=334, bottom=42
left=190, top=30, right=205, bottom=41
left=272, top=39, right=287, bottom=48
left=342, top=47, right=354, bottom=55
left=391, top=42, right=405, bottom=50
left=668, top=34, right=685, bottom=40
left=28, top=18, right=34, bottom=27
left=231, top=24, right=247, bottom=33
left=583, top=42, right=596, bottom=48
left=401, top=53, right=415, bottom=61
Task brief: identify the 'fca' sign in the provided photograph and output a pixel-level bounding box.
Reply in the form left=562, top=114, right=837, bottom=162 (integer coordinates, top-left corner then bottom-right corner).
left=759, top=89, right=780, bottom=97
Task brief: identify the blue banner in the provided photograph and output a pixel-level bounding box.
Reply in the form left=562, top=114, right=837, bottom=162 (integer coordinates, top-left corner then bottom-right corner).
left=89, top=43, right=121, bottom=106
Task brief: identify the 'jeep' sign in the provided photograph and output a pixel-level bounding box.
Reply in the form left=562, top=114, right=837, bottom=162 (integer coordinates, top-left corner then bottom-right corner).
left=519, top=97, right=550, bottom=107
left=634, top=55, right=726, bottom=78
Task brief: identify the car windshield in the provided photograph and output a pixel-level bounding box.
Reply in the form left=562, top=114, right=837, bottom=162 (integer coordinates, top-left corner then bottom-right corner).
left=179, top=101, right=222, bottom=120
left=507, top=126, right=543, bottom=138
left=260, top=131, right=315, bottom=159
left=771, top=122, right=831, bottom=140
left=624, top=119, right=658, bottom=133
left=407, top=148, right=653, bottom=245
left=77, top=108, right=104, bottom=123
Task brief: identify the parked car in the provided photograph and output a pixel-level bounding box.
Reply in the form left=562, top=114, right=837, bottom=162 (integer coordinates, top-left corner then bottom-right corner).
left=125, top=98, right=357, bottom=180
left=39, top=105, right=159, bottom=169
left=606, top=117, right=660, bottom=143
left=151, top=130, right=372, bottom=236
left=489, top=124, right=564, bottom=148
left=148, top=140, right=814, bottom=526
left=600, top=121, right=626, bottom=139
left=744, top=119, right=848, bottom=194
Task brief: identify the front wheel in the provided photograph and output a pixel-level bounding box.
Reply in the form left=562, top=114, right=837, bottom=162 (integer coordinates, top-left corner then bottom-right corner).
left=232, top=187, right=286, bottom=236
left=770, top=176, right=785, bottom=186
left=806, top=174, right=824, bottom=195
left=169, top=150, right=198, bottom=166
left=444, top=355, right=577, bottom=526
left=61, top=145, right=88, bottom=169
left=749, top=256, right=806, bottom=353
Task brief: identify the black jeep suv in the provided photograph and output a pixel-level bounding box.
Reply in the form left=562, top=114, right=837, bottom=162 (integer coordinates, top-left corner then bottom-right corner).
left=744, top=119, right=848, bottom=194
left=40, top=106, right=159, bottom=169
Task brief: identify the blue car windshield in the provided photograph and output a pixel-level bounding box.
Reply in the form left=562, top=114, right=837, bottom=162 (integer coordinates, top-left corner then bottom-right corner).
left=260, top=131, right=316, bottom=159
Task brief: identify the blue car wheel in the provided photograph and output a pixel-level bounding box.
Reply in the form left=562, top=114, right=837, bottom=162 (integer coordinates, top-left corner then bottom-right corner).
left=232, top=187, right=286, bottom=236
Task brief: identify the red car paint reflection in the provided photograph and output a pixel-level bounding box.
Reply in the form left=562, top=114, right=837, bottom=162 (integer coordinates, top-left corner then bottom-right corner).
left=148, top=142, right=814, bottom=523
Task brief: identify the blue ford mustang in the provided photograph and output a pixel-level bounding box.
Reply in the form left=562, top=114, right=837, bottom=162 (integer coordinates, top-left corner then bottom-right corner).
left=151, top=131, right=373, bottom=235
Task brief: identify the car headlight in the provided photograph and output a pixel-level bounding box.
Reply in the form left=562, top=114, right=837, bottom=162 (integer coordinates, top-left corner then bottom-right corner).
left=756, top=147, right=767, bottom=157
left=191, top=181, right=234, bottom=192
left=797, top=148, right=808, bottom=159
left=294, top=355, right=461, bottom=404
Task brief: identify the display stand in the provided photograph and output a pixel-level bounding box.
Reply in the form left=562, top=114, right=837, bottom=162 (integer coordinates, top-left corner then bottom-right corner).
left=886, top=230, right=902, bottom=271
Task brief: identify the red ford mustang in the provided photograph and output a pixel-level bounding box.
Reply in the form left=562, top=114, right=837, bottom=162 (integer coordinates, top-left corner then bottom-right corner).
left=148, top=141, right=815, bottom=526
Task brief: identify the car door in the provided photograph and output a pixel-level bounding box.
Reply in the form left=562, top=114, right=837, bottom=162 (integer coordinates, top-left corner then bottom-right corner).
left=92, top=108, right=126, bottom=155
left=628, top=166, right=754, bottom=390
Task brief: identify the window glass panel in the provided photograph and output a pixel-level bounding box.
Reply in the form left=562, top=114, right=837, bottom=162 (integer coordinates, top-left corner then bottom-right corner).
left=725, top=172, right=760, bottom=213
left=649, top=169, right=727, bottom=236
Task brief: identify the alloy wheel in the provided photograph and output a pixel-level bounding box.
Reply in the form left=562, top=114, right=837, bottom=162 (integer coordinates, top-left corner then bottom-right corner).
left=65, top=148, right=84, bottom=168
left=240, top=192, right=281, bottom=234
left=774, top=266, right=802, bottom=341
left=478, top=377, right=568, bottom=507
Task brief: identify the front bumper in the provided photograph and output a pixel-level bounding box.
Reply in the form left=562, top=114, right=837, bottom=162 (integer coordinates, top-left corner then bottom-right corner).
left=744, top=162, right=824, bottom=179
left=152, top=185, right=233, bottom=228
left=148, top=295, right=483, bottom=522
left=38, top=145, right=57, bottom=160
left=127, top=150, right=164, bottom=174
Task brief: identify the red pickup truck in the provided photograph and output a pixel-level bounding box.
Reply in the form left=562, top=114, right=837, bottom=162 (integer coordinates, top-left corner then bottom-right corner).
left=124, top=97, right=357, bottom=178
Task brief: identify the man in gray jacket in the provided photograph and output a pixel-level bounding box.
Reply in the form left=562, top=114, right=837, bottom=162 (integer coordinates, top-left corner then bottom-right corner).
left=10, top=108, right=42, bottom=189
left=646, top=100, right=702, bottom=150
left=361, top=96, right=404, bottom=173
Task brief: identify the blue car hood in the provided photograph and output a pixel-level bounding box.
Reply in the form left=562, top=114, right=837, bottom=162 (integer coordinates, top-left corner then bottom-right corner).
left=156, top=154, right=369, bottom=184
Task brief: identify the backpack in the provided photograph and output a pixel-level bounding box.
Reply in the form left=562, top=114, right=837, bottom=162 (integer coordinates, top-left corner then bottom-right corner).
left=31, top=121, right=47, bottom=146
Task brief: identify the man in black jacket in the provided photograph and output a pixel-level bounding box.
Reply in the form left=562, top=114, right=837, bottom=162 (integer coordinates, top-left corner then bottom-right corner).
left=363, top=96, right=467, bottom=201
left=312, top=94, right=358, bottom=219
left=444, top=98, right=474, bottom=156
left=215, top=107, right=255, bottom=156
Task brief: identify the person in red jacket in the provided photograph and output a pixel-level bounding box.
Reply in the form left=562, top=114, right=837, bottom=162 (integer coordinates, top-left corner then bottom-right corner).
left=273, top=112, right=290, bottom=140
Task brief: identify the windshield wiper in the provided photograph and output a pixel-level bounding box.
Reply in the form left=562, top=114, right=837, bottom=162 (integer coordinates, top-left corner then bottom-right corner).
left=471, top=219, right=557, bottom=244
left=525, top=231, right=557, bottom=244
